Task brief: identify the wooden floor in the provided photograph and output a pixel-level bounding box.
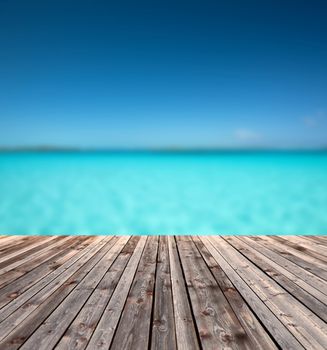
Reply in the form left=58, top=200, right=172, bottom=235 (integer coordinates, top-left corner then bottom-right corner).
left=0, top=236, right=326, bottom=349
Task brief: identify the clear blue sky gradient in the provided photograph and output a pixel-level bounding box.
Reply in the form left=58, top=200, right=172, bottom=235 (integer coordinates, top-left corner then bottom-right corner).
left=0, top=0, right=326, bottom=148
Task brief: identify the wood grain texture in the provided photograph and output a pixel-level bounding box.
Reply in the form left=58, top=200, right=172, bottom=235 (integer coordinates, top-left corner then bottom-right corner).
left=151, top=236, right=177, bottom=350
left=176, top=236, right=253, bottom=350
left=0, top=235, right=326, bottom=350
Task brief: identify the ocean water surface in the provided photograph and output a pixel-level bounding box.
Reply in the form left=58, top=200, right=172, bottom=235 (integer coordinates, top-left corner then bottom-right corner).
left=0, top=151, right=326, bottom=235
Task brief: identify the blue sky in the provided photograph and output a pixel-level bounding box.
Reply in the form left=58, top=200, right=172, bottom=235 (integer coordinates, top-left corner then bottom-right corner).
left=0, top=0, right=326, bottom=149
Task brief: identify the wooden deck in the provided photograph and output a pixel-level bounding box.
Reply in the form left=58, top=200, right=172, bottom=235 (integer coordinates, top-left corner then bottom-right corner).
left=0, top=236, right=326, bottom=349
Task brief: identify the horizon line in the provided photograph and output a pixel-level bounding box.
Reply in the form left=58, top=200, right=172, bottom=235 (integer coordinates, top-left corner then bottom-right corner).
left=0, top=145, right=327, bottom=153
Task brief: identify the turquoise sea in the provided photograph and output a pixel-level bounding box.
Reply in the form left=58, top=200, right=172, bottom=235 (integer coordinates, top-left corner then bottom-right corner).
left=0, top=151, right=326, bottom=235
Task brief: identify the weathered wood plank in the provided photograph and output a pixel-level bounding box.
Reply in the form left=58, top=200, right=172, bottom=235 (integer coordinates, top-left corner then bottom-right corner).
left=227, top=236, right=327, bottom=322
left=109, top=236, right=159, bottom=350
left=167, top=236, right=200, bottom=350
left=0, top=236, right=36, bottom=246
left=20, top=236, right=131, bottom=350
left=192, top=236, right=277, bottom=350
left=85, top=236, right=147, bottom=350
left=238, top=237, right=327, bottom=304
left=0, top=236, right=55, bottom=264
left=177, top=236, right=254, bottom=349
left=200, top=236, right=304, bottom=350
left=0, top=235, right=325, bottom=350
left=0, top=236, right=78, bottom=284
left=270, top=236, right=327, bottom=264
left=150, top=236, right=177, bottom=350
left=302, top=236, right=327, bottom=246
left=0, top=237, right=114, bottom=349
left=285, top=236, right=327, bottom=258
left=209, top=236, right=327, bottom=350
left=253, top=236, right=327, bottom=281
left=0, top=236, right=42, bottom=255
left=55, top=236, right=141, bottom=350
left=244, top=236, right=327, bottom=295
left=0, top=236, right=96, bottom=309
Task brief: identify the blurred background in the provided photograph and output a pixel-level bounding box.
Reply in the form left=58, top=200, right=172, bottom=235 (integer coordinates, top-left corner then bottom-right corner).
left=0, top=0, right=326, bottom=234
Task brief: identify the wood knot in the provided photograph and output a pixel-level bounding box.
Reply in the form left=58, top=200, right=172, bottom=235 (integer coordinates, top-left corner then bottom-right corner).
left=221, top=333, right=232, bottom=342
left=202, top=309, right=211, bottom=316
left=199, top=330, right=211, bottom=339
left=79, top=323, right=86, bottom=330
left=153, top=319, right=162, bottom=326
left=9, top=292, right=19, bottom=298
left=235, top=331, right=247, bottom=339
left=10, top=337, right=26, bottom=344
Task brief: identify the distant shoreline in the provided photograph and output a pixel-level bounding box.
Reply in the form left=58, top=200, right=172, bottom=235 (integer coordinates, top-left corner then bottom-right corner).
left=0, top=147, right=326, bottom=154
